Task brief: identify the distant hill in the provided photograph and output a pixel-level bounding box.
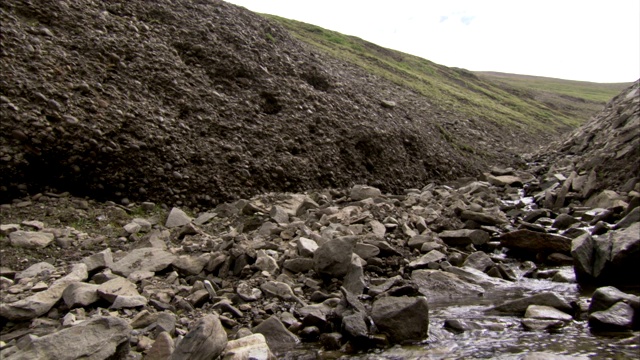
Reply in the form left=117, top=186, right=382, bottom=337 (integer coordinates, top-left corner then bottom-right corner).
left=477, top=72, right=632, bottom=124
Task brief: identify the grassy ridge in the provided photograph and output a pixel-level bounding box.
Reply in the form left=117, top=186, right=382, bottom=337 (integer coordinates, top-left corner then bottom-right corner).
left=266, top=15, right=632, bottom=133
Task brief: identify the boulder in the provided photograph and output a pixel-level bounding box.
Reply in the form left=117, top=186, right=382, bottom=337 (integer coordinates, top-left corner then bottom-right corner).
left=500, top=229, right=572, bottom=255
left=146, top=331, right=175, bottom=360
left=313, top=237, right=356, bottom=278
left=488, top=292, right=573, bottom=315
left=82, top=249, right=114, bottom=272
left=0, top=264, right=88, bottom=321
left=5, top=316, right=130, bottom=360
left=350, top=185, right=382, bottom=200
left=585, top=190, right=628, bottom=210
left=371, top=296, right=429, bottom=344
left=411, top=269, right=485, bottom=300
left=14, top=262, right=55, bottom=281
left=165, top=207, right=193, bottom=228
left=111, top=248, right=176, bottom=277
left=223, top=333, right=273, bottom=360
left=589, top=302, right=635, bottom=331
left=170, top=314, right=228, bottom=360
left=9, top=231, right=54, bottom=249
left=524, top=305, right=573, bottom=322
left=439, top=229, right=490, bottom=247
left=62, top=282, right=100, bottom=308
left=252, top=316, right=299, bottom=354
left=97, top=277, right=140, bottom=303
left=589, top=286, right=640, bottom=314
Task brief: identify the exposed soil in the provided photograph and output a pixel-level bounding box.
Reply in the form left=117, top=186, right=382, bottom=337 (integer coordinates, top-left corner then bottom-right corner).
left=0, top=0, right=540, bottom=209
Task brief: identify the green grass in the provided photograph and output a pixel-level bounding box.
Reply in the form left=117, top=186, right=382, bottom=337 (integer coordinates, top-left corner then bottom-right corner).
left=265, top=15, right=633, bottom=134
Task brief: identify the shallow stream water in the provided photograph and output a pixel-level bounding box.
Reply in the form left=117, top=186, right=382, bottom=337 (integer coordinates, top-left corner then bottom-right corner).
left=344, top=266, right=639, bottom=359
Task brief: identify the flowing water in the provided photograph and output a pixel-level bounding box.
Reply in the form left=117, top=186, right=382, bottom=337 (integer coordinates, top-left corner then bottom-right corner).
left=343, top=267, right=640, bottom=359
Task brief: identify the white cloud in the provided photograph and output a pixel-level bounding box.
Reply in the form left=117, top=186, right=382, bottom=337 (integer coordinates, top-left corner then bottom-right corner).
left=226, top=0, right=640, bottom=82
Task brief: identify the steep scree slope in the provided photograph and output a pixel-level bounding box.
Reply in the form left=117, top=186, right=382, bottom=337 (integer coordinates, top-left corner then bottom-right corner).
left=2, top=0, right=541, bottom=206
left=540, top=80, right=639, bottom=192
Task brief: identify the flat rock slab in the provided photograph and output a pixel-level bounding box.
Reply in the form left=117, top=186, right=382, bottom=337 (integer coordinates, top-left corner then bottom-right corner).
left=411, top=269, right=485, bottom=300
left=500, top=229, right=572, bottom=254
left=111, top=248, right=176, bottom=277
left=5, top=316, right=131, bottom=360
left=525, top=305, right=573, bottom=322
left=9, top=231, right=54, bottom=249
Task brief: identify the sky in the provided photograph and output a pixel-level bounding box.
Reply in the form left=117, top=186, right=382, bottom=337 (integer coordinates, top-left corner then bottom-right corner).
left=225, top=0, right=640, bottom=83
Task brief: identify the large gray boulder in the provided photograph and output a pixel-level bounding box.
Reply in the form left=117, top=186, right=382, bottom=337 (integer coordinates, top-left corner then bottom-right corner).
left=371, top=296, right=429, bottom=344
left=571, top=222, right=640, bottom=286
left=6, top=316, right=131, bottom=360
left=500, top=229, right=572, bottom=255
left=313, top=237, right=356, bottom=278
left=170, top=314, right=228, bottom=360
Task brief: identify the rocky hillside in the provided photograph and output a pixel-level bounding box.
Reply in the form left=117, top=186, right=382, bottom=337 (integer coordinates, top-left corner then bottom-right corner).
left=0, top=0, right=603, bottom=209
left=539, top=80, right=639, bottom=193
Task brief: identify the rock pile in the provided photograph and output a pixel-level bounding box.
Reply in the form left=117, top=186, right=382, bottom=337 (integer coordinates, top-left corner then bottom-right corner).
left=2, top=160, right=638, bottom=358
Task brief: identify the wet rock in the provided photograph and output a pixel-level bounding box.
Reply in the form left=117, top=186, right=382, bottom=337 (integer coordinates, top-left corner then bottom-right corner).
left=350, top=185, right=382, bottom=200
left=4, top=316, right=131, bottom=360
left=9, top=231, right=54, bottom=249
left=111, top=248, right=176, bottom=277
left=462, top=251, right=495, bottom=272
left=165, top=207, right=193, bottom=228
left=223, top=333, right=273, bottom=360
left=412, top=269, right=484, bottom=300
left=552, top=214, right=580, bottom=230
left=500, top=229, right=572, bottom=255
left=589, top=286, right=640, bottom=314
left=170, top=314, right=228, bottom=360
left=0, top=264, right=88, bottom=321
left=524, top=305, right=573, bottom=322
left=585, top=190, right=628, bottom=210
left=488, top=292, right=573, bottom=315
left=371, top=296, right=429, bottom=344
left=313, top=237, right=356, bottom=278
left=438, top=229, right=490, bottom=247
left=521, top=319, right=566, bottom=331
left=614, top=206, right=640, bottom=229
left=319, top=332, right=343, bottom=350
left=520, top=352, right=589, bottom=360
left=252, top=316, right=299, bottom=354
left=589, top=302, right=635, bottom=331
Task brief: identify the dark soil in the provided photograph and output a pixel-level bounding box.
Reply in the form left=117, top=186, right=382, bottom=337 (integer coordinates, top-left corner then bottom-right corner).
left=0, top=0, right=536, bottom=208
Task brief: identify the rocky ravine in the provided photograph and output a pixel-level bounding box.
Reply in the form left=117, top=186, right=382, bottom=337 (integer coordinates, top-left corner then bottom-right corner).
left=2, top=0, right=537, bottom=207
left=1, top=156, right=639, bottom=358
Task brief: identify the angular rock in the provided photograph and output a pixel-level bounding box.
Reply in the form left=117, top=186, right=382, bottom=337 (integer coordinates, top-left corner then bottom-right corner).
left=14, top=262, right=55, bottom=281
left=439, top=229, right=490, bottom=247
left=9, top=231, right=54, bottom=249
left=270, top=205, right=289, bottom=224
left=260, top=281, right=296, bottom=301
left=172, top=254, right=210, bottom=275
left=146, top=331, right=175, bottom=360
left=462, top=251, right=495, bottom=272
left=110, top=294, right=148, bottom=309
left=350, top=185, right=382, bottom=200
left=297, top=237, right=318, bottom=257
left=97, top=277, right=140, bottom=303
left=408, top=250, right=446, bottom=270
left=4, top=316, right=131, bottom=360
left=488, top=292, right=573, bottom=315
left=371, top=296, right=429, bottom=344
left=82, top=248, right=114, bottom=272
left=223, top=333, right=273, bottom=360
left=283, top=258, right=315, bottom=273
left=111, top=248, right=176, bottom=277
left=165, top=207, right=193, bottom=228
left=313, top=237, right=356, bottom=278
left=524, top=305, right=573, bottom=322
left=0, top=263, right=88, bottom=321
left=589, top=302, right=635, bottom=331
left=170, top=314, right=228, bottom=360
left=500, top=229, right=572, bottom=254
left=521, top=319, right=566, bottom=331
left=354, top=243, right=380, bottom=260
left=342, top=311, right=369, bottom=340
left=62, top=282, right=100, bottom=308
left=343, top=254, right=365, bottom=295
left=460, top=210, right=506, bottom=225
left=412, top=269, right=484, bottom=300
left=487, top=175, right=523, bottom=187
left=585, top=190, right=628, bottom=210
left=237, top=281, right=263, bottom=301
left=571, top=233, right=595, bottom=283
left=252, top=316, right=299, bottom=354
left=589, top=286, right=640, bottom=314
left=552, top=214, right=580, bottom=230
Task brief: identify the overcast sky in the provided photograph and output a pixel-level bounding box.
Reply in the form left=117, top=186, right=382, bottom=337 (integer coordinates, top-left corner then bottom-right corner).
left=225, top=0, right=640, bottom=83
